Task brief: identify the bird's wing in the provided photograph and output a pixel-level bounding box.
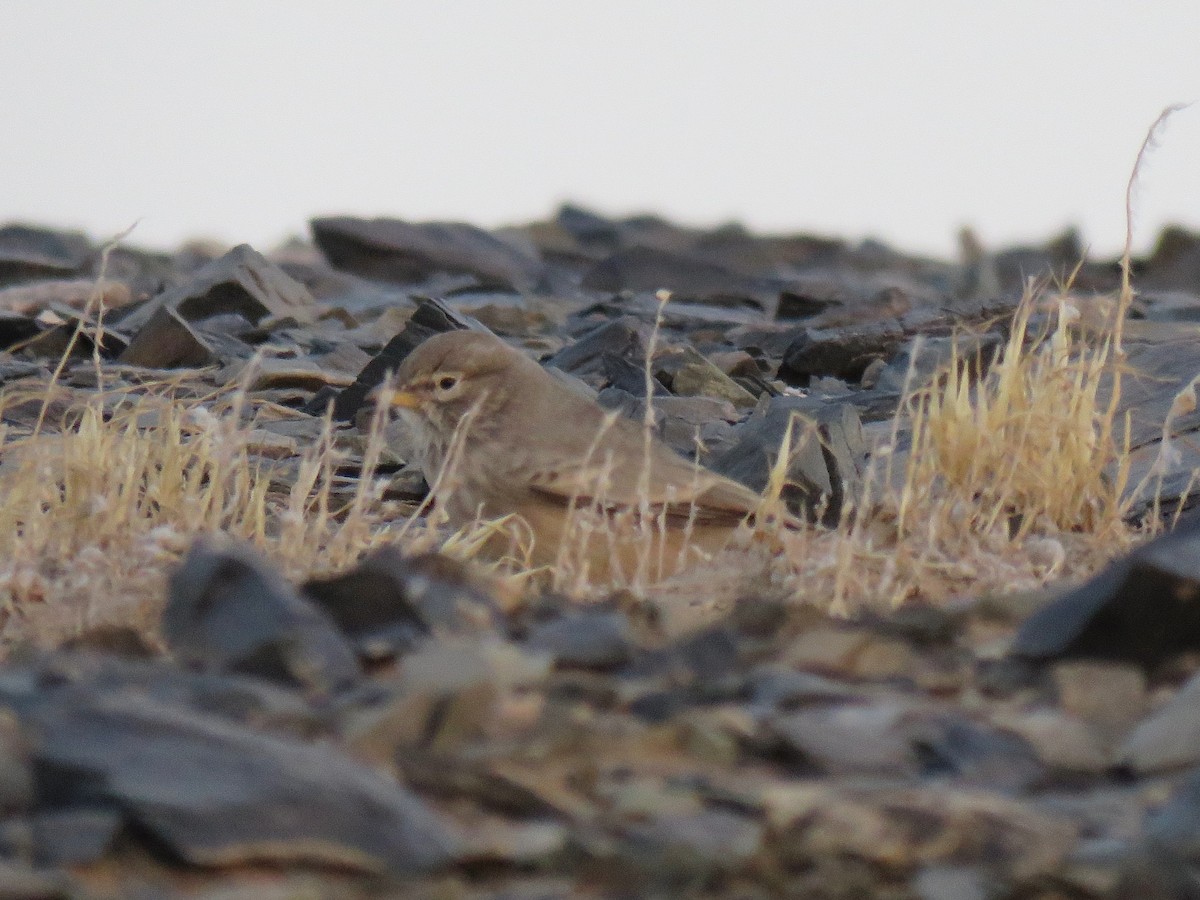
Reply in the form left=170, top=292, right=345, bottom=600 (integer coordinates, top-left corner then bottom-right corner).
left=509, top=376, right=787, bottom=527
left=522, top=442, right=766, bottom=527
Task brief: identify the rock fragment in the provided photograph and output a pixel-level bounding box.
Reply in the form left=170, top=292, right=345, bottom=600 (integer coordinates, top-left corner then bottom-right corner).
left=162, top=537, right=360, bottom=696
left=22, top=687, right=460, bottom=876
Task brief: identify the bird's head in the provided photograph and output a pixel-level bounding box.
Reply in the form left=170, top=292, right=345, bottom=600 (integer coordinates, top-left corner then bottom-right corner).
left=372, top=330, right=518, bottom=440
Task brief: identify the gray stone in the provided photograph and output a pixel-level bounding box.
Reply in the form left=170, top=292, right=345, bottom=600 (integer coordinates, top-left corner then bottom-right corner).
left=872, top=332, right=1000, bottom=395
left=0, top=224, right=90, bottom=286
left=311, top=216, right=543, bottom=291
left=525, top=610, right=634, bottom=669
left=117, top=304, right=218, bottom=368
left=23, top=687, right=460, bottom=876
left=655, top=346, right=757, bottom=408
left=547, top=317, right=646, bottom=382
left=770, top=701, right=919, bottom=776
left=619, top=808, right=763, bottom=879
left=582, top=245, right=783, bottom=315
left=1010, top=518, right=1200, bottom=669
left=779, top=322, right=907, bottom=383
left=31, top=807, right=122, bottom=866
left=709, top=396, right=865, bottom=522
left=327, top=296, right=488, bottom=420
left=913, top=865, right=989, bottom=900
left=0, top=859, right=72, bottom=899
left=116, top=243, right=317, bottom=334
left=302, top=548, right=501, bottom=661
left=1052, top=661, right=1146, bottom=740
left=1119, top=670, right=1200, bottom=774
left=0, top=711, right=33, bottom=814
left=162, top=536, right=360, bottom=696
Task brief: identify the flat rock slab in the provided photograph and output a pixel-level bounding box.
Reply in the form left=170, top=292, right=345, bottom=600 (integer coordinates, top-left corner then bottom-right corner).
left=1009, top=518, right=1200, bottom=669
left=115, top=243, right=317, bottom=335
left=22, top=687, right=461, bottom=876
left=0, top=225, right=90, bottom=285
left=163, top=537, right=360, bottom=695
left=311, top=217, right=544, bottom=292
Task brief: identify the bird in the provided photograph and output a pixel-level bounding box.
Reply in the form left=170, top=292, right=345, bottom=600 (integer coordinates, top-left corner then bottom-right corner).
left=375, top=329, right=789, bottom=584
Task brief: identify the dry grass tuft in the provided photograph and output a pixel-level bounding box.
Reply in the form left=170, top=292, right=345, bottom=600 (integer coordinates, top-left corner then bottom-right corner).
left=0, top=109, right=1189, bottom=646
left=903, top=286, right=1127, bottom=537
left=0, top=373, right=410, bottom=648
left=807, top=281, right=1138, bottom=614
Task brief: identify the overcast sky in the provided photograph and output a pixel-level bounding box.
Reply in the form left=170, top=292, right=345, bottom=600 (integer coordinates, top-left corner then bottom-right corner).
left=2, top=2, right=1197, bottom=259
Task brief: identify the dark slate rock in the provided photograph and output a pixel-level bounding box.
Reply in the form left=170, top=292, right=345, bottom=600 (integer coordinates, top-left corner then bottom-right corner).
left=1130, top=289, right=1200, bottom=323
left=301, top=547, right=501, bottom=662
left=554, top=203, right=621, bottom=250
left=869, top=332, right=1000, bottom=395
left=114, top=243, right=317, bottom=335
left=1137, top=225, right=1200, bottom=294
left=162, top=536, right=360, bottom=695
left=988, top=229, right=1090, bottom=293
left=326, top=296, right=488, bottom=420
left=746, top=665, right=861, bottom=709
left=0, top=859, right=72, bottom=899
left=22, top=687, right=460, bottom=876
left=729, top=322, right=811, bottom=360
left=595, top=388, right=740, bottom=458
left=910, top=716, right=1044, bottom=793
left=624, top=627, right=743, bottom=682
left=856, top=605, right=960, bottom=647
left=602, top=351, right=666, bottom=396
left=573, top=290, right=769, bottom=329
left=0, top=224, right=90, bottom=286
left=778, top=322, right=907, bottom=384
left=770, top=703, right=1043, bottom=790
left=694, top=227, right=846, bottom=274
left=394, top=748, right=564, bottom=818
left=776, top=288, right=841, bottom=320
left=654, top=346, right=757, bottom=408
left=311, top=217, right=543, bottom=291
left=34, top=652, right=324, bottom=737
left=709, top=397, right=866, bottom=522
left=386, top=553, right=505, bottom=634
left=1118, top=669, right=1200, bottom=774
left=525, top=610, right=634, bottom=670
left=116, top=304, right=218, bottom=368
left=582, top=246, right=780, bottom=315
left=0, top=714, right=34, bottom=815
left=1010, top=520, right=1200, bottom=669
left=31, top=807, right=122, bottom=866
left=545, top=317, right=646, bottom=381
left=769, top=702, right=919, bottom=777
left=0, top=311, right=41, bottom=350
left=838, top=387, right=906, bottom=423
left=614, top=808, right=763, bottom=882
left=1144, top=765, right=1200, bottom=865
left=1097, top=339, right=1200, bottom=452
left=18, top=318, right=127, bottom=361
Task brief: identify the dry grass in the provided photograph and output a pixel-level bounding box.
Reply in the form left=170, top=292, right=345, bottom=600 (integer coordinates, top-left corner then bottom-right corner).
left=0, top=109, right=1190, bottom=647
left=0, top=370, right=421, bottom=648
left=808, top=283, right=1140, bottom=614
left=0, top=278, right=1155, bottom=646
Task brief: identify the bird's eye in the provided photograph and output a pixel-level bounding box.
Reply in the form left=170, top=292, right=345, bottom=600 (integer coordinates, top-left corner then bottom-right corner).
left=436, top=375, right=458, bottom=392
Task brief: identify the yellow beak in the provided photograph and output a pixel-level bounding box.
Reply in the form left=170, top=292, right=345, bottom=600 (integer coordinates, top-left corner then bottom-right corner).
left=367, top=384, right=422, bottom=409
left=385, top=389, right=422, bottom=410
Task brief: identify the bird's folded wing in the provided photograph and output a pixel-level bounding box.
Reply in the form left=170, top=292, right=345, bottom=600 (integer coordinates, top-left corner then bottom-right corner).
left=523, top=456, right=765, bottom=527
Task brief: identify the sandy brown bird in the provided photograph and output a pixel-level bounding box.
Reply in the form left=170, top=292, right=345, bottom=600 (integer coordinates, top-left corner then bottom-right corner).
left=378, top=330, right=785, bottom=583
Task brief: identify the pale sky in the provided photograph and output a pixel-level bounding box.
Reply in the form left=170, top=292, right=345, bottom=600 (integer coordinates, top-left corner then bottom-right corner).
left=2, top=1, right=1198, bottom=259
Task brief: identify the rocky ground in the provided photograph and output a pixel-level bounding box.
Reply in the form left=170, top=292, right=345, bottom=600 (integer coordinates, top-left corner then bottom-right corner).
left=2, top=211, right=1200, bottom=896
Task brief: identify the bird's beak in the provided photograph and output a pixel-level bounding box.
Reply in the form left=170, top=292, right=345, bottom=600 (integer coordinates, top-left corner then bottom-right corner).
left=385, top=390, right=422, bottom=410
left=368, top=383, right=422, bottom=409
